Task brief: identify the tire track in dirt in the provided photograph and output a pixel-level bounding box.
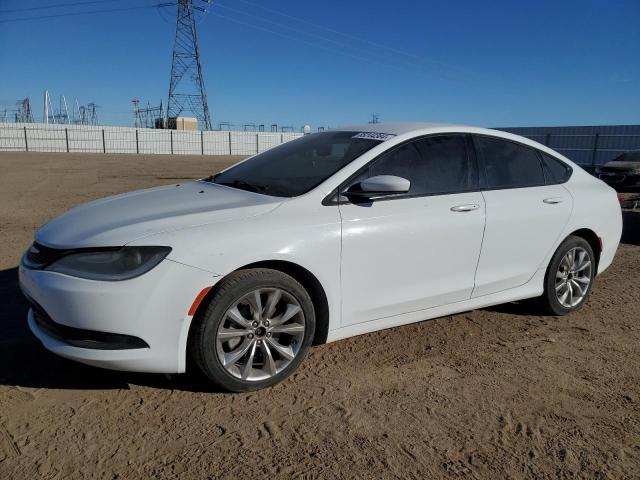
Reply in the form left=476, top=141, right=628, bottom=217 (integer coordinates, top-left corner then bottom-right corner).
left=1, top=153, right=639, bottom=479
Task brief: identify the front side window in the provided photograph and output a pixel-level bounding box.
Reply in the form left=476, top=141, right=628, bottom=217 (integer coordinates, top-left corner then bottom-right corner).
left=351, top=134, right=477, bottom=196
left=210, top=131, right=383, bottom=197
left=475, top=136, right=545, bottom=189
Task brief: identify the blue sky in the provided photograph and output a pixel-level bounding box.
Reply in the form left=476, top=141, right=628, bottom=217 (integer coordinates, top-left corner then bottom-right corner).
left=0, top=0, right=638, bottom=129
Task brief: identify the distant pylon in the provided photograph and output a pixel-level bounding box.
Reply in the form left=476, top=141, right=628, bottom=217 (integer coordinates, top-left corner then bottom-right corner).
left=52, top=95, right=70, bottom=124
left=166, top=0, right=212, bottom=130
left=44, top=90, right=53, bottom=124
left=87, top=103, right=98, bottom=125
left=15, top=98, right=33, bottom=123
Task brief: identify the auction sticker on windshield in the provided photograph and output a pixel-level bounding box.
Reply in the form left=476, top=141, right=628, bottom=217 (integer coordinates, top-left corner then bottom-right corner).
left=352, top=132, right=396, bottom=141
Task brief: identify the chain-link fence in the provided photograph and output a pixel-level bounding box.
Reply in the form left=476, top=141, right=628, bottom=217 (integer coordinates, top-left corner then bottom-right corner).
left=0, top=123, right=304, bottom=155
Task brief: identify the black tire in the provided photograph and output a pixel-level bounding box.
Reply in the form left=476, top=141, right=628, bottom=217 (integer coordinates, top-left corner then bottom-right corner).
left=538, top=235, right=596, bottom=316
left=189, top=268, right=315, bottom=392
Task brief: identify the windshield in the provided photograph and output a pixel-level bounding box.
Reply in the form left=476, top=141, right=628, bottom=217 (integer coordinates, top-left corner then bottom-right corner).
left=210, top=131, right=384, bottom=197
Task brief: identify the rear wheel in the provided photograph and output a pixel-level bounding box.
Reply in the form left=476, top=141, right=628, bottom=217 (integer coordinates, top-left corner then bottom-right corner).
left=190, top=268, right=315, bottom=392
left=539, top=236, right=595, bottom=315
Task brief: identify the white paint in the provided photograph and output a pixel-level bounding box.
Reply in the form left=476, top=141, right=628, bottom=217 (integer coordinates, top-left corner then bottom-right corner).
left=19, top=123, right=623, bottom=375
left=472, top=184, right=573, bottom=297
left=339, top=191, right=486, bottom=325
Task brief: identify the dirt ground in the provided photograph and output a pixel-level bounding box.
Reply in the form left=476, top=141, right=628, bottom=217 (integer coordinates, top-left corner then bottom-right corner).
left=0, top=152, right=639, bottom=479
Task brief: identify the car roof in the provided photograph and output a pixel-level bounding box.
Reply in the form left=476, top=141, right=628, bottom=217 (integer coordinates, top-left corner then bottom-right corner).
left=330, top=122, right=582, bottom=168
left=334, top=122, right=457, bottom=135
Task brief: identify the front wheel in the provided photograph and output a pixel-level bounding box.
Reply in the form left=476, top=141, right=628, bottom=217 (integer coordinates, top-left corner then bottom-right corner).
left=189, top=268, right=315, bottom=392
left=538, top=235, right=596, bottom=315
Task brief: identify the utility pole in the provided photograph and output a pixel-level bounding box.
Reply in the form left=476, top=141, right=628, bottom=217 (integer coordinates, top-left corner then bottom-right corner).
left=132, top=99, right=140, bottom=128
left=166, top=0, right=212, bottom=130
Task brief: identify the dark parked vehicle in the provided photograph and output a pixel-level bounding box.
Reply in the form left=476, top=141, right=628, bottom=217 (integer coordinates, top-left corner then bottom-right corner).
left=597, top=151, right=640, bottom=192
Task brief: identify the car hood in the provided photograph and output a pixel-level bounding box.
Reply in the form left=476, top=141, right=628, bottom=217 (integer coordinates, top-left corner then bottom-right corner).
left=601, top=161, right=640, bottom=171
left=36, top=181, right=282, bottom=248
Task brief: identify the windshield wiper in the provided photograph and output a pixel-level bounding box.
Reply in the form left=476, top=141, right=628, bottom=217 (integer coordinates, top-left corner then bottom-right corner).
left=216, top=179, right=267, bottom=194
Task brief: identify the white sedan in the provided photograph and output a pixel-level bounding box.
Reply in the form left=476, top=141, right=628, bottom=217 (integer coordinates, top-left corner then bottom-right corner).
left=19, top=123, right=622, bottom=391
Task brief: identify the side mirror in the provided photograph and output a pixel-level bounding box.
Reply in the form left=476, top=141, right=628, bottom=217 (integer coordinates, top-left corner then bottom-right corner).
left=344, top=175, right=411, bottom=201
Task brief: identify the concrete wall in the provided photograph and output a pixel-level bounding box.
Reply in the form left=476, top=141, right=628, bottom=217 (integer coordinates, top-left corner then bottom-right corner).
left=0, top=123, right=304, bottom=155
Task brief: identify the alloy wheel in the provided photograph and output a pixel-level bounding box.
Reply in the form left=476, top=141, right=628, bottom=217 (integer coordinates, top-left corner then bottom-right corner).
left=215, top=288, right=306, bottom=381
left=555, top=246, right=592, bottom=308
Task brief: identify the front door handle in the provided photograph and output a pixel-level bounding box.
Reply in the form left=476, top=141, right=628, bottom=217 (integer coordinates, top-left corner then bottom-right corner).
left=450, top=204, right=479, bottom=212
left=543, top=197, right=564, bottom=204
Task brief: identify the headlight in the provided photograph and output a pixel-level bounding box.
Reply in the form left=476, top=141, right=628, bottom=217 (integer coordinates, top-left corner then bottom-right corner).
left=46, top=246, right=171, bottom=281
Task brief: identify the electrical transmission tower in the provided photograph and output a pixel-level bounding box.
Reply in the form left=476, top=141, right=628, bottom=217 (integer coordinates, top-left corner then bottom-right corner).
left=52, top=95, right=71, bottom=124
left=86, top=103, right=98, bottom=125
left=15, top=98, right=33, bottom=123
left=133, top=99, right=164, bottom=128
left=166, top=0, right=212, bottom=130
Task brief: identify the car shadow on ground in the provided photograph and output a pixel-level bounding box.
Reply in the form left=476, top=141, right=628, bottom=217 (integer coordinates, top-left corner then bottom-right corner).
left=621, top=210, right=640, bottom=246
left=0, top=267, right=226, bottom=393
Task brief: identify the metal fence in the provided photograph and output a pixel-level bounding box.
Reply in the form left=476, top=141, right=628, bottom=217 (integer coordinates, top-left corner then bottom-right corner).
left=2, top=123, right=639, bottom=164
left=499, top=125, right=640, bottom=168
left=0, top=123, right=303, bottom=155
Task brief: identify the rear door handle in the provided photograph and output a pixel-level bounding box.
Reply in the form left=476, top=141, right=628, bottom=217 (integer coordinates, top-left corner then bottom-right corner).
left=450, top=204, right=479, bottom=212
left=543, top=197, right=564, bottom=204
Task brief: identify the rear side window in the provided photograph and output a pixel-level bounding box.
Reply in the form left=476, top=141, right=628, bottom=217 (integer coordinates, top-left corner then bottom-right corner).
left=362, top=135, right=477, bottom=196
left=540, top=152, right=572, bottom=184
left=475, top=136, right=545, bottom=189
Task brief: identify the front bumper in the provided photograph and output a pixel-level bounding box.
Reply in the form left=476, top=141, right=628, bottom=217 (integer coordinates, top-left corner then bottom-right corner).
left=28, top=298, right=149, bottom=350
left=19, top=258, right=218, bottom=373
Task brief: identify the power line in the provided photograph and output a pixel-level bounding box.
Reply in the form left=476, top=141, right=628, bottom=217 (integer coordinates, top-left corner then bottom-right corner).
left=210, top=11, right=466, bottom=84
left=216, top=3, right=423, bottom=69
left=231, top=0, right=483, bottom=80
left=0, top=3, right=175, bottom=24
left=0, top=0, right=133, bottom=15
left=215, top=2, right=467, bottom=83
left=233, top=0, right=435, bottom=61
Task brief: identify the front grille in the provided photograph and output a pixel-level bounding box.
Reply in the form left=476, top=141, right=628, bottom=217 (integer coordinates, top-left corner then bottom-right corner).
left=29, top=300, right=149, bottom=350
left=24, top=242, right=66, bottom=269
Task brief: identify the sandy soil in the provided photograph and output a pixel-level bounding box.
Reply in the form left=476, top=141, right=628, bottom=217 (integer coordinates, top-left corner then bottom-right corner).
left=0, top=152, right=639, bottom=479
